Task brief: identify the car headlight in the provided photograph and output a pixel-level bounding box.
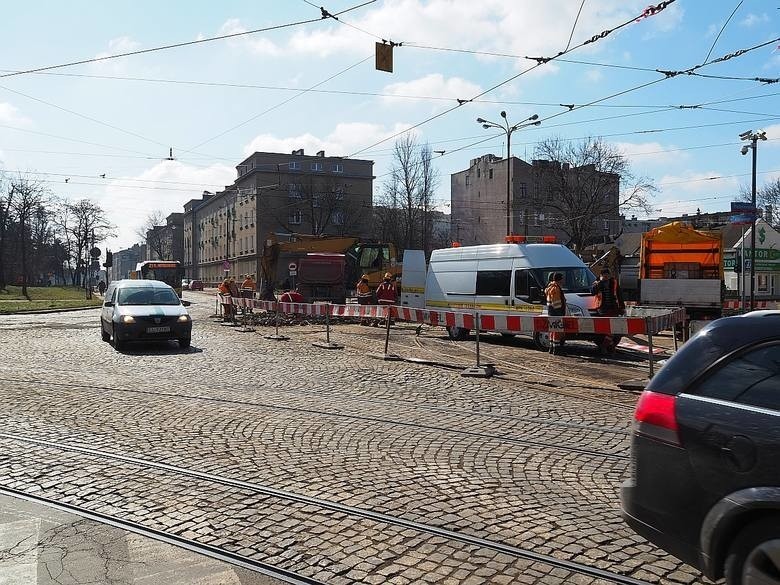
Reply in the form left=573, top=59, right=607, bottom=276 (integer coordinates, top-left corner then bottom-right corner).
left=121, top=315, right=135, bottom=323
left=177, top=314, right=191, bottom=322
left=567, top=305, right=584, bottom=316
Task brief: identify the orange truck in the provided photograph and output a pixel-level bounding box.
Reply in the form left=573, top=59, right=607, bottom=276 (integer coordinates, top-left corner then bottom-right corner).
left=639, top=221, right=723, bottom=320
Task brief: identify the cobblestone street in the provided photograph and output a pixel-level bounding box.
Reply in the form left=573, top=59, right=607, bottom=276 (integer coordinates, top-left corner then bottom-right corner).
left=0, top=292, right=707, bottom=584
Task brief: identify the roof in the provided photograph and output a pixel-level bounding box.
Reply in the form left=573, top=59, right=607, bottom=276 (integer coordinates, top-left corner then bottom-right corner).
left=112, top=279, right=172, bottom=289
left=614, top=232, right=642, bottom=256
left=431, top=243, right=585, bottom=267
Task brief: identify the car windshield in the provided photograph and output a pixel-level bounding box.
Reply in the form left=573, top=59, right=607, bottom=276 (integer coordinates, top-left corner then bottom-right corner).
left=531, top=267, right=596, bottom=293
left=117, top=287, right=180, bottom=306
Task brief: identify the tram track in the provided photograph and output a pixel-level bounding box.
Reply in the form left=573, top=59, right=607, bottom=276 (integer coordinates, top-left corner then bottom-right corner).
left=0, top=377, right=628, bottom=460
left=0, top=375, right=629, bottom=436
left=0, top=431, right=654, bottom=585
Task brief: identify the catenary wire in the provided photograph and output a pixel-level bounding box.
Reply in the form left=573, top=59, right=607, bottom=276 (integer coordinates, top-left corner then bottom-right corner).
left=347, top=1, right=679, bottom=157
left=703, top=1, right=744, bottom=64
left=0, top=1, right=376, bottom=80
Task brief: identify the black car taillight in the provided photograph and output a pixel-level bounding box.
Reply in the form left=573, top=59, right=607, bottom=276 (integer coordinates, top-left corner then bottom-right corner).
left=633, top=390, right=681, bottom=446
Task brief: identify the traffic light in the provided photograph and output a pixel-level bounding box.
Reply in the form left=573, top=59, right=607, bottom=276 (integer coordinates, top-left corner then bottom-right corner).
left=104, top=250, right=113, bottom=267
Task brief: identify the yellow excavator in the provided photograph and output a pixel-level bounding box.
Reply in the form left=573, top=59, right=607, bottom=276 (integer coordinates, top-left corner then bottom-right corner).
left=259, top=232, right=401, bottom=300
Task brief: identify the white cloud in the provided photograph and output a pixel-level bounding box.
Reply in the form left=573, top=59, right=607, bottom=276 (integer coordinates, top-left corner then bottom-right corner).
left=740, top=13, right=769, bottom=27
left=583, top=69, right=604, bottom=84
left=91, top=36, right=142, bottom=73
left=615, top=141, right=688, bottom=165
left=224, top=1, right=652, bottom=69
left=762, top=124, right=780, bottom=145
left=381, top=74, right=482, bottom=107
left=218, top=18, right=281, bottom=56
left=101, top=161, right=235, bottom=250
left=0, top=102, right=31, bottom=127
left=242, top=121, right=417, bottom=159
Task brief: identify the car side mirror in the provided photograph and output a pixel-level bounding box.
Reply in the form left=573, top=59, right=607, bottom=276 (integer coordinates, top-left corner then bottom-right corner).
left=181, top=300, right=191, bottom=307
left=103, top=301, right=114, bottom=307
left=529, top=287, right=542, bottom=303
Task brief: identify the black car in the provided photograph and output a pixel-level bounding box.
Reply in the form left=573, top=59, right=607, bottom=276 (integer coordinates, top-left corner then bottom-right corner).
left=622, top=312, right=780, bottom=585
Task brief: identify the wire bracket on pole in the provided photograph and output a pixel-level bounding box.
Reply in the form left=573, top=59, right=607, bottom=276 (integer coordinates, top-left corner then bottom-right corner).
left=461, top=311, right=495, bottom=378
left=312, top=303, right=344, bottom=349
left=369, top=306, right=401, bottom=361
left=264, top=300, right=289, bottom=341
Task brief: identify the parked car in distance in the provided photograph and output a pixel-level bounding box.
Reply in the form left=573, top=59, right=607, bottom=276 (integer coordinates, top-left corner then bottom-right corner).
left=189, top=279, right=204, bottom=291
left=101, top=279, right=192, bottom=350
left=181, top=278, right=191, bottom=290
left=622, top=311, right=780, bottom=585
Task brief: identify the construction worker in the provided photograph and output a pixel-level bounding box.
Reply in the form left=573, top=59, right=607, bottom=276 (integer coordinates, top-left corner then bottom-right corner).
left=218, top=278, right=234, bottom=320
left=241, top=274, right=256, bottom=294
left=356, top=275, right=372, bottom=326
left=544, top=272, right=567, bottom=355
left=375, top=272, right=397, bottom=327
left=592, top=268, right=625, bottom=355
left=228, top=276, right=240, bottom=298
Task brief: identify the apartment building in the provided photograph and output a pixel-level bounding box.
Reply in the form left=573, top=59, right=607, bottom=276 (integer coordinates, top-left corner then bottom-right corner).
left=451, top=154, right=620, bottom=248
left=183, top=149, right=374, bottom=283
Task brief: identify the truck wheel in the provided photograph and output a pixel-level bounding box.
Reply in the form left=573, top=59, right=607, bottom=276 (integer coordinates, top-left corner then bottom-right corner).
left=447, top=326, right=469, bottom=341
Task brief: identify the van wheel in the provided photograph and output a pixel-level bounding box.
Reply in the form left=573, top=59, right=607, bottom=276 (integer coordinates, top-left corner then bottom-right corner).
left=113, top=326, right=124, bottom=351
left=101, top=326, right=110, bottom=342
left=447, top=326, right=469, bottom=341
left=724, top=515, right=780, bottom=585
left=533, top=332, right=552, bottom=351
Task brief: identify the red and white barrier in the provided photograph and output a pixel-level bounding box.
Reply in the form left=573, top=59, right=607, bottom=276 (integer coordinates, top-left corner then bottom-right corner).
left=217, top=295, right=685, bottom=336
left=723, top=300, right=777, bottom=310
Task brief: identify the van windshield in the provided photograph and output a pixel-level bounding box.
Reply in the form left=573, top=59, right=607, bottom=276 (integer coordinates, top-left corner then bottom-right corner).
left=117, top=287, right=181, bottom=306
left=532, top=267, right=596, bottom=294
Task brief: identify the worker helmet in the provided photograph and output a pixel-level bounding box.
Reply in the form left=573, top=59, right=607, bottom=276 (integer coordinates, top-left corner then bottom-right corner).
left=384, top=272, right=393, bottom=279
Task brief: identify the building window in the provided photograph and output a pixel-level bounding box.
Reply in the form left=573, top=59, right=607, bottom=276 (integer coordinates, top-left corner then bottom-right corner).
left=465, top=175, right=470, bottom=186
left=489, top=168, right=494, bottom=180
left=758, top=274, right=769, bottom=292
left=289, top=210, right=302, bottom=225
left=518, top=182, right=527, bottom=199
left=288, top=183, right=302, bottom=199
left=333, top=210, right=345, bottom=225
left=477, top=168, right=481, bottom=178
left=289, top=161, right=301, bottom=171
left=311, top=162, right=323, bottom=171
left=332, top=163, right=344, bottom=173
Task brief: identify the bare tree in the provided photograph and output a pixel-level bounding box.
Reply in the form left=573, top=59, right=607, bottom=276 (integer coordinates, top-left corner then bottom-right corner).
left=9, top=177, right=48, bottom=297
left=276, top=177, right=365, bottom=236
left=66, top=199, right=113, bottom=286
left=376, top=136, right=440, bottom=255
left=740, top=177, right=780, bottom=227
left=0, top=173, right=14, bottom=289
left=136, top=210, right=167, bottom=260
left=533, top=136, right=655, bottom=251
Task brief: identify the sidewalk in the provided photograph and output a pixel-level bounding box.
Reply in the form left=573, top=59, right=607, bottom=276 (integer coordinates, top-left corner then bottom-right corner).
left=0, top=493, right=284, bottom=585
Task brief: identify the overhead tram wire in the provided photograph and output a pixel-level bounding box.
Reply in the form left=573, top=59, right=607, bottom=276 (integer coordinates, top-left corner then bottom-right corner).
left=180, top=54, right=373, bottom=155
left=703, top=1, right=744, bottom=64
left=348, top=0, right=680, bottom=157
left=0, top=0, right=377, bottom=80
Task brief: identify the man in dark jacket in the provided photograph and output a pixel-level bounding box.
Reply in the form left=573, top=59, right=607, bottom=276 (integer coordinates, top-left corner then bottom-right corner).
left=591, top=269, right=624, bottom=354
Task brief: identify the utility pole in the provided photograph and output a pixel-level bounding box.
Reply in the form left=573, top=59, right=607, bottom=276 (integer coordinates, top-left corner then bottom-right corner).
left=740, top=129, right=767, bottom=311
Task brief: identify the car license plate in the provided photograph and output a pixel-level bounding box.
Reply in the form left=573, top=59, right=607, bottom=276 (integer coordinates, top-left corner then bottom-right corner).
left=146, top=326, right=170, bottom=333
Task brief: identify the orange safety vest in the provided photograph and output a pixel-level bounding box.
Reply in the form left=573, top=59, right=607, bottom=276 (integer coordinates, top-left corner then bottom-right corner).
left=356, top=281, right=372, bottom=298
left=544, top=282, right=565, bottom=310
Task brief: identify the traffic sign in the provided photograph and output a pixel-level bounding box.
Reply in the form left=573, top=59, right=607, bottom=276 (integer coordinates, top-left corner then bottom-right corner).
left=90, top=247, right=102, bottom=258
left=222, top=260, right=231, bottom=271
left=288, top=262, right=297, bottom=272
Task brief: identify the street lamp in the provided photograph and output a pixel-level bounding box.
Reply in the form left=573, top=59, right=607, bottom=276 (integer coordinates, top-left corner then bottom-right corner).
left=739, top=129, right=767, bottom=311
left=476, top=112, right=540, bottom=237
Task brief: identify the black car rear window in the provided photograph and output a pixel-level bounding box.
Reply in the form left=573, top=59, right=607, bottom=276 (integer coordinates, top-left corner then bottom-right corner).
left=693, top=343, right=780, bottom=410
left=647, top=317, right=780, bottom=396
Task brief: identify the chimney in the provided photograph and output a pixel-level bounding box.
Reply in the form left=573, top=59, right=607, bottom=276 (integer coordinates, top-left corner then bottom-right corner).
left=316, top=150, right=325, bottom=157
left=291, top=148, right=304, bottom=156
left=767, top=205, right=774, bottom=225
left=562, top=162, right=570, bottom=171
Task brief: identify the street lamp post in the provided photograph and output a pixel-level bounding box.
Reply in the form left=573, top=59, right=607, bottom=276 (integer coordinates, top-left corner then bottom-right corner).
left=740, top=129, right=767, bottom=311
left=477, top=112, right=540, bottom=237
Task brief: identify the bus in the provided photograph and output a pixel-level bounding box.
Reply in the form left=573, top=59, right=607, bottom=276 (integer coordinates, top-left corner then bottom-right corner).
left=134, top=260, right=185, bottom=297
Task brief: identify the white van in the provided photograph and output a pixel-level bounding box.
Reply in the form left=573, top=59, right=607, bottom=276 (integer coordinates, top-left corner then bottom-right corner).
left=401, top=239, right=603, bottom=349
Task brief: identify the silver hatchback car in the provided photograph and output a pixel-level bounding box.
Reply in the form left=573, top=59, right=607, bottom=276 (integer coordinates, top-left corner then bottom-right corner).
left=101, top=279, right=192, bottom=350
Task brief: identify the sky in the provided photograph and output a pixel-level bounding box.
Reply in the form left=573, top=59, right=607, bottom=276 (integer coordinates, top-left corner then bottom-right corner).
left=0, top=0, right=778, bottom=252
